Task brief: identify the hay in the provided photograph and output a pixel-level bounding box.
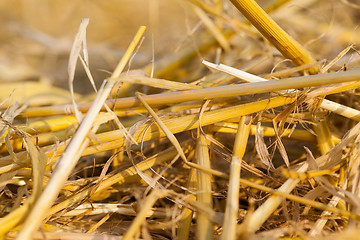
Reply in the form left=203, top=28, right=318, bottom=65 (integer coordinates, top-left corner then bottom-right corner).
left=1, top=0, right=360, bottom=239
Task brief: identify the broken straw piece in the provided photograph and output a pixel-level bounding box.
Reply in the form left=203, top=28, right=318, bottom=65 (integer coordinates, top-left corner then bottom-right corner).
left=202, top=60, right=267, bottom=83
left=202, top=60, right=295, bottom=93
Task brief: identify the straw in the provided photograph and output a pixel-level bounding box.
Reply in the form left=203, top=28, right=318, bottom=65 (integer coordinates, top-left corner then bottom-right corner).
left=195, top=134, right=213, bottom=240
left=229, top=0, right=319, bottom=73
left=15, top=25, right=146, bottom=240
left=221, top=116, right=251, bottom=240
left=21, top=69, right=360, bottom=117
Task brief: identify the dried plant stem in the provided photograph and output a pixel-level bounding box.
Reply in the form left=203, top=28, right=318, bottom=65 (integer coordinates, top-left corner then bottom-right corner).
left=0, top=95, right=298, bottom=174
left=211, top=122, right=341, bottom=143
left=202, top=60, right=359, bottom=126
left=48, top=145, right=182, bottom=217
left=122, top=189, right=168, bottom=240
left=240, top=120, right=333, bottom=234
left=196, top=134, right=213, bottom=240
left=86, top=213, right=110, bottom=233
left=309, top=195, right=343, bottom=236
left=238, top=177, right=360, bottom=220
left=178, top=169, right=197, bottom=240
left=0, top=136, right=46, bottom=236
left=135, top=92, right=227, bottom=179
left=70, top=95, right=296, bottom=161
left=239, top=163, right=308, bottom=234
left=308, top=119, right=336, bottom=234
left=221, top=116, right=251, bottom=240
left=22, top=69, right=360, bottom=117
left=314, top=119, right=335, bottom=155
left=229, top=0, right=318, bottom=73
left=321, top=99, right=360, bottom=122
left=15, top=26, right=146, bottom=240
left=0, top=115, right=79, bottom=140
left=115, top=75, right=203, bottom=91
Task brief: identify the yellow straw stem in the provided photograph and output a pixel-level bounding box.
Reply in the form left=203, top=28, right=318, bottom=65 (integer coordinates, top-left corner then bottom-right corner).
left=314, top=119, right=335, bottom=155
left=122, top=189, right=168, bottom=240
left=211, top=123, right=341, bottom=143
left=221, top=116, right=251, bottom=240
left=238, top=177, right=360, bottom=221
left=240, top=163, right=308, bottom=234
left=229, top=0, right=318, bottom=73
left=22, top=69, right=360, bottom=117
left=0, top=95, right=298, bottom=173
left=196, top=135, right=213, bottom=240
left=321, top=99, right=360, bottom=122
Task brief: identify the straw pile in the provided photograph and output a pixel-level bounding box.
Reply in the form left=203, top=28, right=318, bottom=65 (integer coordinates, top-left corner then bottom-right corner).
left=1, top=0, right=360, bottom=239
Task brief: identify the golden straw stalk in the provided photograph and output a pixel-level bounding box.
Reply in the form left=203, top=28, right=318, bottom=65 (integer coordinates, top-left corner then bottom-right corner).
left=221, top=116, right=251, bottom=240
left=229, top=0, right=319, bottom=73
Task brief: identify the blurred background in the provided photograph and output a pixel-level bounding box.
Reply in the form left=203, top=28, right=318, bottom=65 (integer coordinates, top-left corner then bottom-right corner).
left=0, top=0, right=359, bottom=96
left=0, top=0, right=195, bottom=93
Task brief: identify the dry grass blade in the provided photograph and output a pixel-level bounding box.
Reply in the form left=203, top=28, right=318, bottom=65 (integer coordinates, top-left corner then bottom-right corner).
left=68, top=18, right=89, bottom=122
left=320, top=44, right=354, bottom=74
left=135, top=92, right=228, bottom=178
left=135, top=92, right=188, bottom=162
